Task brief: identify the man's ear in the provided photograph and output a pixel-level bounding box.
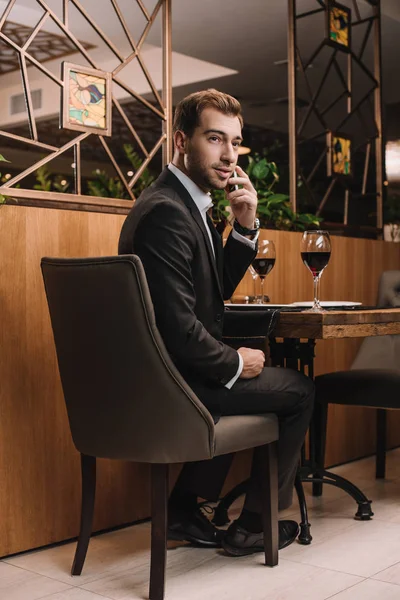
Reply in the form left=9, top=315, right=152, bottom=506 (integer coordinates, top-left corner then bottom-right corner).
left=174, top=130, right=187, bottom=155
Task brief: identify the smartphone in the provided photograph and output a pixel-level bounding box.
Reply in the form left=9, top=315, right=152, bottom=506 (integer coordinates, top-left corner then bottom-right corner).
left=230, top=169, right=239, bottom=192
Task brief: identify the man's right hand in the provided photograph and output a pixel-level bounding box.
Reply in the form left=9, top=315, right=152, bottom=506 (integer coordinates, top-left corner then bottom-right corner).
left=237, top=347, right=265, bottom=379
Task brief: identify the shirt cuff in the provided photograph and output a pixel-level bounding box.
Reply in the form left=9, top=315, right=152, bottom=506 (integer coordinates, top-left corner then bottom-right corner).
left=225, top=351, right=243, bottom=389
left=231, top=227, right=259, bottom=250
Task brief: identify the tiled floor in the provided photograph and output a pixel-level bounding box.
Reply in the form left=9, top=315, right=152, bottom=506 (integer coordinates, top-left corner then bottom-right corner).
left=3, top=449, right=400, bottom=599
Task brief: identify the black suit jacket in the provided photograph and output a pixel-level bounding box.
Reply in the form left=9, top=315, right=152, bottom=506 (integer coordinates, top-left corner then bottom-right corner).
left=118, top=167, right=257, bottom=418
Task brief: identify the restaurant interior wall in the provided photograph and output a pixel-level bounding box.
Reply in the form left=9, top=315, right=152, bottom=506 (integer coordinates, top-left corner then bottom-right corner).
left=1, top=0, right=400, bottom=558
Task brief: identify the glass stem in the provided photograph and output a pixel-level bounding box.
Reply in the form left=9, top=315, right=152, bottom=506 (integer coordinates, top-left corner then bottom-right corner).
left=260, top=277, right=265, bottom=303
left=313, top=276, right=320, bottom=307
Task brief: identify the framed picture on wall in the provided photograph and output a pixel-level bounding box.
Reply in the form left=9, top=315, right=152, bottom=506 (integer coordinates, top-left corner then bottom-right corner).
left=327, top=131, right=352, bottom=177
left=326, top=0, right=351, bottom=52
left=61, top=62, right=112, bottom=136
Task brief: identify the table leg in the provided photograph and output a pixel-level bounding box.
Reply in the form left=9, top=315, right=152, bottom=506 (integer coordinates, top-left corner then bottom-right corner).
left=269, top=337, right=374, bottom=521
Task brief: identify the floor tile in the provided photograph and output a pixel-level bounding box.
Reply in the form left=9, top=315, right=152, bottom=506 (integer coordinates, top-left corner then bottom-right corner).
left=283, top=519, right=400, bottom=577
left=5, top=523, right=153, bottom=586
left=40, top=589, right=110, bottom=600
left=321, top=477, right=400, bottom=523
left=82, top=544, right=218, bottom=599
left=167, top=558, right=363, bottom=600
left=82, top=551, right=362, bottom=600
left=329, top=450, right=400, bottom=485
left=325, top=578, right=400, bottom=599
left=373, top=560, right=400, bottom=585
left=0, top=561, right=70, bottom=600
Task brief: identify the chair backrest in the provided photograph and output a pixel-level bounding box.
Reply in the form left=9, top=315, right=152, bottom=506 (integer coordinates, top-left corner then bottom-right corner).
left=351, top=270, right=400, bottom=371
left=41, top=255, right=215, bottom=463
left=377, top=271, right=400, bottom=307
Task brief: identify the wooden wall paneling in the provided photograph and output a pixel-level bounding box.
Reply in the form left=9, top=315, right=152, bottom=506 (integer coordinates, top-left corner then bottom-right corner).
left=0, top=206, right=28, bottom=554
left=1, top=210, right=400, bottom=556
left=0, top=205, right=156, bottom=556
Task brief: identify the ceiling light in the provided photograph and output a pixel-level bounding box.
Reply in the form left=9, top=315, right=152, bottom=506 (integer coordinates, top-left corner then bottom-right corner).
left=4, top=173, right=11, bottom=180
left=127, top=170, right=134, bottom=177
left=386, top=141, right=400, bottom=181
left=238, top=146, right=251, bottom=155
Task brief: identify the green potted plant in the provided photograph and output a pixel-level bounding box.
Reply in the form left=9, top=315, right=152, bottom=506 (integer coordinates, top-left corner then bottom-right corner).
left=212, top=152, right=321, bottom=233
left=383, top=192, right=400, bottom=242
left=34, top=165, right=71, bottom=193
left=31, top=145, right=154, bottom=199
left=87, top=144, right=155, bottom=199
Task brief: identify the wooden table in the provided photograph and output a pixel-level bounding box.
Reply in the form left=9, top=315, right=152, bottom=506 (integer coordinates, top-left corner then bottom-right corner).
left=270, top=307, right=400, bottom=539
left=273, top=307, right=400, bottom=340
left=217, top=306, right=400, bottom=544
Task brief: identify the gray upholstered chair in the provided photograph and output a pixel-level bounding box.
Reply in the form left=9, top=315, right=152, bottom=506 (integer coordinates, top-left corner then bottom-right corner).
left=314, top=270, right=400, bottom=495
left=41, top=255, right=280, bottom=600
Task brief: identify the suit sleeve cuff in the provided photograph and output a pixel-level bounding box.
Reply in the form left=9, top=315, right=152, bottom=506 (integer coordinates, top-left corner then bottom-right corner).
left=231, top=227, right=259, bottom=250
left=224, top=351, right=243, bottom=389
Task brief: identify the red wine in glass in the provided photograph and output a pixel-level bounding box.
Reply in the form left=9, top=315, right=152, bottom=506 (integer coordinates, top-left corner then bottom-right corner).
left=252, top=240, right=276, bottom=303
left=300, top=231, right=331, bottom=312
left=252, top=257, right=276, bottom=278
left=301, top=252, right=331, bottom=277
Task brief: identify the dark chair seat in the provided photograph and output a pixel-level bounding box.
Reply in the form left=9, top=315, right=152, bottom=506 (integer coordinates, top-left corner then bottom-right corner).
left=313, top=270, right=400, bottom=492
left=316, top=369, right=400, bottom=409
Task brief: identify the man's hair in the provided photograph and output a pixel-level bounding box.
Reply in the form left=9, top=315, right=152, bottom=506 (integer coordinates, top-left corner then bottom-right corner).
left=173, top=89, right=243, bottom=137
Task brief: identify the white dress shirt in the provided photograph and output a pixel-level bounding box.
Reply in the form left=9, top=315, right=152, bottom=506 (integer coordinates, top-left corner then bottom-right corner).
left=168, top=163, right=258, bottom=388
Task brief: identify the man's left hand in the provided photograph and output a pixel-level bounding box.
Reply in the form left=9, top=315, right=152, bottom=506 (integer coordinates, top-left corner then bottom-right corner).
left=226, top=165, right=258, bottom=230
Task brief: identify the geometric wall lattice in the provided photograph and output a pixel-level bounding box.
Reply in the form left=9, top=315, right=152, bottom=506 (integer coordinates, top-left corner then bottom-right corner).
left=288, top=0, right=384, bottom=231
left=0, top=20, right=94, bottom=75
left=0, top=0, right=171, bottom=211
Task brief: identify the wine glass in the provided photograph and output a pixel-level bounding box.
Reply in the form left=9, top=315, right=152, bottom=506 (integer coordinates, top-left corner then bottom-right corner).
left=248, top=264, right=259, bottom=303
left=300, top=230, right=331, bottom=312
left=251, top=240, right=276, bottom=304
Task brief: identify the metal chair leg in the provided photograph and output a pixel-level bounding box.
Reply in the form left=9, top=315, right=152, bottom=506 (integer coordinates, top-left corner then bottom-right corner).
left=376, top=409, right=387, bottom=479
left=71, top=454, right=96, bottom=576
left=149, top=464, right=168, bottom=600
left=295, top=471, right=312, bottom=544
left=312, top=401, right=328, bottom=497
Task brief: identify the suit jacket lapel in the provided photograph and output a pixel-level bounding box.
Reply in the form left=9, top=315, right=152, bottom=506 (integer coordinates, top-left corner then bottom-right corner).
left=159, top=168, right=223, bottom=299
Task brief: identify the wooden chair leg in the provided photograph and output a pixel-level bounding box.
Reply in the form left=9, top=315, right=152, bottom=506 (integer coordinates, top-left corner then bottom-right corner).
left=376, top=409, right=387, bottom=479
left=254, top=442, right=278, bottom=567
left=71, top=454, right=96, bottom=576
left=149, top=463, right=169, bottom=600
left=312, top=401, right=328, bottom=497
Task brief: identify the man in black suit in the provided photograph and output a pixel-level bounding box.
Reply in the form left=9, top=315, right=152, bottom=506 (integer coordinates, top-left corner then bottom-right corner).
left=119, top=89, right=314, bottom=555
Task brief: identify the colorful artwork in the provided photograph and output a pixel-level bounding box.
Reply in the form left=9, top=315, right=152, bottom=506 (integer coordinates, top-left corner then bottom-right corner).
left=61, top=63, right=112, bottom=136
left=327, top=1, right=351, bottom=50
left=327, top=133, right=351, bottom=177
left=69, top=71, right=106, bottom=128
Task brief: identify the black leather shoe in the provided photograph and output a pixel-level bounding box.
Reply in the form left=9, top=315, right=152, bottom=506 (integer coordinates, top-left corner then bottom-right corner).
left=221, top=519, right=299, bottom=556
left=168, top=506, right=224, bottom=547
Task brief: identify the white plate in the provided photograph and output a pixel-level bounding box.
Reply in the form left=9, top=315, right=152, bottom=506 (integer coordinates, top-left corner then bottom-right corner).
left=226, top=303, right=289, bottom=308
left=289, top=301, right=362, bottom=308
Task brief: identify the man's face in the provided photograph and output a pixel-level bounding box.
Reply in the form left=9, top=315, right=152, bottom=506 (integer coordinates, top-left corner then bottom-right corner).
left=178, top=107, right=243, bottom=192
